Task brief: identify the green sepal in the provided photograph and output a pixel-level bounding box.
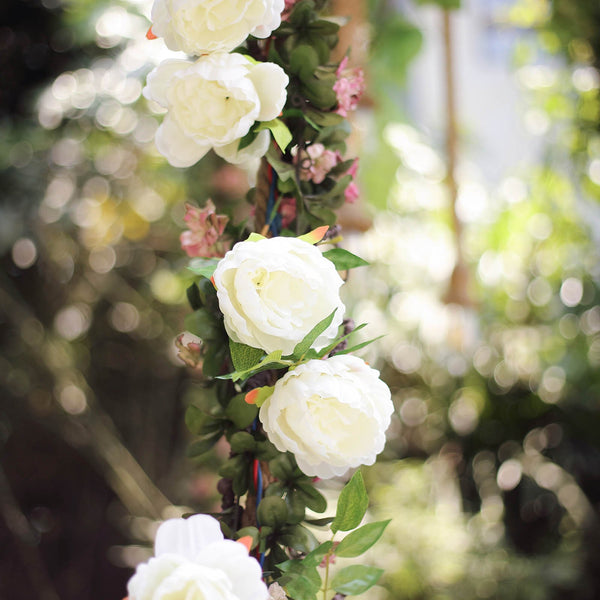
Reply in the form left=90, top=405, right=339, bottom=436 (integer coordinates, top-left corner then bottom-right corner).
left=187, top=258, right=220, bottom=279
left=322, top=248, right=369, bottom=270
left=255, top=118, right=293, bottom=152
left=331, top=565, right=384, bottom=595
left=331, top=470, right=369, bottom=533
left=247, top=232, right=266, bottom=242
left=335, top=519, right=391, bottom=558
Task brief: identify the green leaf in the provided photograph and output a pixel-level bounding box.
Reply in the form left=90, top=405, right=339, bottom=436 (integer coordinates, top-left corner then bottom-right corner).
left=185, top=405, right=223, bottom=436
left=287, top=309, right=337, bottom=360
left=334, top=335, right=385, bottom=355
left=257, top=496, right=288, bottom=528
left=247, top=232, right=266, bottom=242
left=303, top=541, right=333, bottom=567
left=335, top=520, right=391, bottom=558
left=255, top=118, right=293, bottom=152
left=304, top=516, right=334, bottom=527
left=245, top=385, right=275, bottom=408
left=316, top=322, right=368, bottom=358
left=296, top=482, right=327, bottom=513
left=224, top=393, right=258, bottom=429
left=330, top=565, right=384, bottom=595
left=186, top=283, right=203, bottom=310
left=255, top=439, right=279, bottom=461
left=184, top=309, right=222, bottom=342
left=283, top=574, right=319, bottom=600
left=186, top=432, right=222, bottom=457
left=285, top=490, right=306, bottom=524
left=229, top=340, right=264, bottom=372
left=219, top=455, right=247, bottom=479
left=331, top=470, right=369, bottom=533
left=229, top=431, right=256, bottom=453
left=279, top=524, right=319, bottom=553
left=270, top=453, right=297, bottom=481
left=322, top=248, right=369, bottom=270
left=237, top=128, right=259, bottom=151
left=236, top=526, right=259, bottom=549
left=187, top=258, right=220, bottom=279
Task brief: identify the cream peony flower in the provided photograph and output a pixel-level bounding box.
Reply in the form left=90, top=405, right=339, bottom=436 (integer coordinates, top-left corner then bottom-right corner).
left=150, top=0, right=284, bottom=55
left=213, top=236, right=345, bottom=355
left=127, top=515, right=268, bottom=600
left=143, top=53, right=288, bottom=168
left=259, top=355, right=394, bottom=479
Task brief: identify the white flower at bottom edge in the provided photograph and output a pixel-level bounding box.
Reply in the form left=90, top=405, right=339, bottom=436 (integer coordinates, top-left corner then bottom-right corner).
left=259, top=355, right=394, bottom=479
left=127, top=514, right=268, bottom=600
left=143, top=53, right=288, bottom=168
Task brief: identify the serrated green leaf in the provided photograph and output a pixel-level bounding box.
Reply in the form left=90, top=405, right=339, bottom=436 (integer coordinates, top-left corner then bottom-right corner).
left=331, top=470, right=368, bottom=533
left=217, top=350, right=292, bottom=382
left=187, top=258, right=220, bottom=279
left=224, top=393, right=258, bottom=428
left=330, top=565, right=384, bottom=595
left=296, top=482, right=327, bottom=513
left=287, top=309, right=337, bottom=360
left=335, top=519, right=391, bottom=558
left=229, top=340, right=264, bottom=372
left=322, top=248, right=369, bottom=270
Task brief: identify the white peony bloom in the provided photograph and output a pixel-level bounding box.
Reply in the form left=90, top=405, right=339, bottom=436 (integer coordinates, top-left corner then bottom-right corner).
left=143, top=53, right=288, bottom=168
left=127, top=514, right=268, bottom=600
left=151, top=0, right=284, bottom=55
left=259, top=355, right=394, bottom=479
left=213, top=236, right=345, bottom=355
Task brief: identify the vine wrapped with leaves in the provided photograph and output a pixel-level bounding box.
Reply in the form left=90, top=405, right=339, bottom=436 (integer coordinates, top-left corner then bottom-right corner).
left=126, top=1, right=392, bottom=599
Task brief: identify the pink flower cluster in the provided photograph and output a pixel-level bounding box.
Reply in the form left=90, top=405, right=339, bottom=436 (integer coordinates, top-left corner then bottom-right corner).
left=333, top=57, right=365, bottom=117
left=180, top=200, right=231, bottom=258
left=294, top=144, right=360, bottom=203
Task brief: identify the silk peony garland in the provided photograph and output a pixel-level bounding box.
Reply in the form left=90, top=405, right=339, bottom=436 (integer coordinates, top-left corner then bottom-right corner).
left=133, top=0, right=390, bottom=598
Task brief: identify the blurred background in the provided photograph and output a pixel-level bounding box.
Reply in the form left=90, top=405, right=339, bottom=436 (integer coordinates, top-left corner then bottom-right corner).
left=2, top=0, right=600, bottom=598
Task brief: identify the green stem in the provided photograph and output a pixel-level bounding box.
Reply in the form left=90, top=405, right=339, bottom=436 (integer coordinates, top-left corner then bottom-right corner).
left=322, top=533, right=336, bottom=600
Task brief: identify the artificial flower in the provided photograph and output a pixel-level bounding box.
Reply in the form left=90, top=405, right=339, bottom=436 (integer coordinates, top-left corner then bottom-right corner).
left=127, top=514, right=268, bottom=600
left=212, top=236, right=345, bottom=355
left=259, top=355, right=394, bottom=478
left=333, top=57, right=365, bottom=117
left=144, top=53, right=288, bottom=168
left=149, top=0, right=284, bottom=55
left=180, top=200, right=230, bottom=258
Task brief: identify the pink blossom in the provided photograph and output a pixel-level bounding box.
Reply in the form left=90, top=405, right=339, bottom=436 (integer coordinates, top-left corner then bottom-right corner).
left=175, top=334, right=203, bottom=370
left=295, top=143, right=339, bottom=184
left=279, top=196, right=297, bottom=228
left=333, top=57, right=365, bottom=117
left=344, top=157, right=359, bottom=203
left=180, top=200, right=230, bottom=258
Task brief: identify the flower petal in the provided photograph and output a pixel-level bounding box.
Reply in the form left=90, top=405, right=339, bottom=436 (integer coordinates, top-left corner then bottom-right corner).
left=155, top=116, right=211, bottom=168
left=247, top=63, right=289, bottom=122
left=154, top=514, right=224, bottom=559
left=214, top=130, right=270, bottom=165
left=143, top=60, right=193, bottom=106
